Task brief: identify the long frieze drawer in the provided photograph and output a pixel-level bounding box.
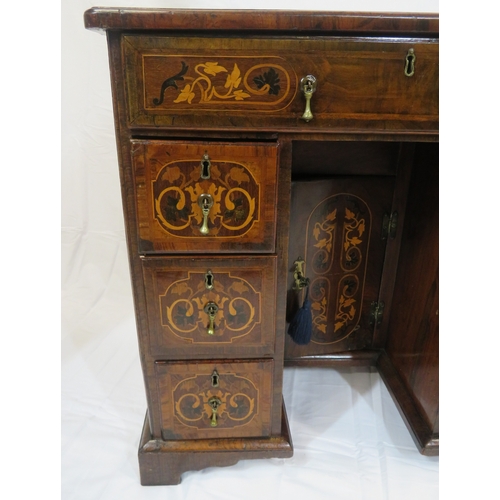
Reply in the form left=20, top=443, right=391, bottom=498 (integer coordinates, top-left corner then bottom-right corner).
left=156, top=359, right=274, bottom=440
left=123, top=35, right=438, bottom=131
left=132, top=140, right=278, bottom=253
left=142, top=256, right=277, bottom=358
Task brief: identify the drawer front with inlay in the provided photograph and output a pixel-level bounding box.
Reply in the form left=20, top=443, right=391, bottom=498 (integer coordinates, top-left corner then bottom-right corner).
left=142, top=256, right=277, bottom=358
left=156, top=359, right=274, bottom=440
left=132, top=140, right=278, bottom=253
left=123, top=35, right=438, bottom=131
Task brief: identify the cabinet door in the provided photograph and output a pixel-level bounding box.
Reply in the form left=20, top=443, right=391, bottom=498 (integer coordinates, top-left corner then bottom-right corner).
left=285, top=177, right=394, bottom=358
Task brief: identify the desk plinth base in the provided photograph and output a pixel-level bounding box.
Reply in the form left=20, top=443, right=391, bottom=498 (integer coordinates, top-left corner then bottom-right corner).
left=138, top=404, right=293, bottom=485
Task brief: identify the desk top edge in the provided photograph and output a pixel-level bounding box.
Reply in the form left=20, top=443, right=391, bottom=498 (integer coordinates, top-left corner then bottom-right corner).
left=84, top=8, right=438, bottom=36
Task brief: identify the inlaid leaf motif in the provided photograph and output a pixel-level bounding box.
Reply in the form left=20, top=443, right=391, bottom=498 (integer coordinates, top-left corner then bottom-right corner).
left=314, top=238, right=327, bottom=249
left=358, top=221, right=365, bottom=236
left=350, top=237, right=362, bottom=246
left=181, top=380, right=200, bottom=393
left=313, top=225, right=321, bottom=240
left=229, top=281, right=250, bottom=294
left=345, top=208, right=355, bottom=220
left=174, top=84, right=195, bottom=104
left=170, top=282, right=191, bottom=296
left=210, top=165, right=222, bottom=180
left=316, top=324, right=327, bottom=333
left=203, top=62, right=227, bottom=76
left=233, top=90, right=251, bottom=100
left=225, top=64, right=242, bottom=89
left=161, top=166, right=181, bottom=183
left=229, top=167, right=250, bottom=184
left=311, top=302, right=322, bottom=311
left=326, top=209, right=337, bottom=221
left=253, top=67, right=281, bottom=95
left=190, top=166, right=201, bottom=182
left=334, top=321, right=344, bottom=332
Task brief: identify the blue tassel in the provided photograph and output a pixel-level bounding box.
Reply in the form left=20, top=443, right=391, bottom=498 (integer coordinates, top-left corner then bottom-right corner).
left=288, top=287, right=312, bottom=345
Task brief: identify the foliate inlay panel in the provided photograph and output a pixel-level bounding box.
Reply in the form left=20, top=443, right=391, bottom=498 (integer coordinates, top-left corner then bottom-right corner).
left=153, top=158, right=259, bottom=238
left=285, top=176, right=395, bottom=357
left=306, top=195, right=371, bottom=344
left=156, top=360, right=273, bottom=439
left=132, top=140, right=278, bottom=253
left=144, top=56, right=295, bottom=111
left=143, top=256, right=277, bottom=358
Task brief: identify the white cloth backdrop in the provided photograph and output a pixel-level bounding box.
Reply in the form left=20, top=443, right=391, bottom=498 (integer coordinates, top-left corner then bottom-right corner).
left=62, top=1, right=439, bottom=499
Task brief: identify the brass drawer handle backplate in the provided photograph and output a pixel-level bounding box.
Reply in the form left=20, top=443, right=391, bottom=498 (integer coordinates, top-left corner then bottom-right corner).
left=204, top=301, right=219, bottom=335
left=198, top=193, right=214, bottom=234
left=208, top=396, right=222, bottom=427
left=300, top=75, right=317, bottom=122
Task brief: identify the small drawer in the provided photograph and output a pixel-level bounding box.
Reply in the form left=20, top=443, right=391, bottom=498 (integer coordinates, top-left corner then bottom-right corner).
left=142, top=256, right=277, bottom=358
left=123, top=35, right=438, bottom=132
left=156, top=359, right=273, bottom=440
left=132, top=140, right=278, bottom=253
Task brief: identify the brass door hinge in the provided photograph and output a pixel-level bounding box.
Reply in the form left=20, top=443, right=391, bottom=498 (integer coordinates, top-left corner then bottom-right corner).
left=382, top=212, right=398, bottom=240
left=369, top=301, right=385, bottom=327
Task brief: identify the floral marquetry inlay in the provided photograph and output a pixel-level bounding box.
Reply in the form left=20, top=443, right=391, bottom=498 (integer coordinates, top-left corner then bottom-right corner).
left=143, top=56, right=296, bottom=111
left=305, top=195, right=371, bottom=344
left=159, top=271, right=261, bottom=344
left=156, top=360, right=273, bottom=439
left=172, top=372, right=258, bottom=430
left=153, top=159, right=259, bottom=238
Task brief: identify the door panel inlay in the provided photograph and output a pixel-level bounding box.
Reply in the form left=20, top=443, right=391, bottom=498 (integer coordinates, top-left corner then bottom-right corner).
left=307, top=195, right=370, bottom=344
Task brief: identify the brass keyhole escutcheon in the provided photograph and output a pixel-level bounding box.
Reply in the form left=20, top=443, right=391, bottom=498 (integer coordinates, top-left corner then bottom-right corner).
left=300, top=75, right=317, bottom=122
left=204, top=302, right=219, bottom=335
left=208, top=396, right=222, bottom=427
left=211, top=369, right=220, bottom=388
left=405, top=48, right=416, bottom=77
left=200, top=153, right=211, bottom=179
left=205, top=270, right=214, bottom=290
left=198, top=193, right=214, bottom=235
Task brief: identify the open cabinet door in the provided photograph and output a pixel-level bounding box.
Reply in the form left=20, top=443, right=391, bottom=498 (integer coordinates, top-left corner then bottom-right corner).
left=285, top=176, right=394, bottom=359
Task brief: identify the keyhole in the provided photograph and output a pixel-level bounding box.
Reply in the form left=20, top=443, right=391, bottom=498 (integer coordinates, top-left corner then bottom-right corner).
left=205, top=270, right=214, bottom=290
left=405, top=49, right=416, bottom=77
left=211, top=369, right=219, bottom=387
left=200, top=154, right=211, bottom=179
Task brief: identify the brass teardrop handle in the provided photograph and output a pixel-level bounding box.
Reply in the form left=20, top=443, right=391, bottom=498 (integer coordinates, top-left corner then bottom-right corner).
left=204, top=301, right=219, bottom=335
left=300, top=75, right=317, bottom=122
left=208, top=396, right=222, bottom=427
left=198, top=193, right=213, bottom=235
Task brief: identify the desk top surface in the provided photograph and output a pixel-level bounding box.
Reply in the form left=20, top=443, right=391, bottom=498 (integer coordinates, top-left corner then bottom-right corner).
left=84, top=8, right=438, bottom=36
